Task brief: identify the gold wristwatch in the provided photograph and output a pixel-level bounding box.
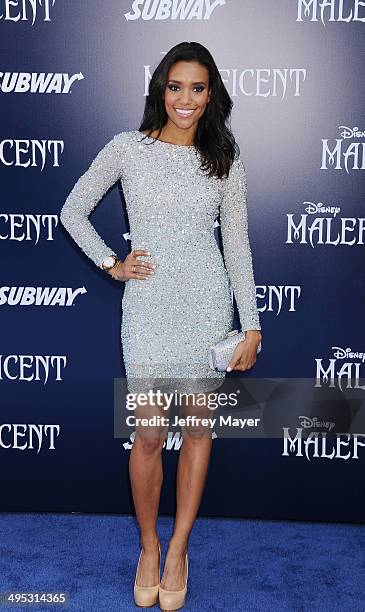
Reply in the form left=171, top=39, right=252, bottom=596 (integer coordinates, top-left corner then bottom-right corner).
left=101, top=254, right=118, bottom=271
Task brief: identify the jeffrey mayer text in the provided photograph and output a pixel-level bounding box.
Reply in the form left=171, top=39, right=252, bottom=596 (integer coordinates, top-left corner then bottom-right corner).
left=126, top=415, right=261, bottom=429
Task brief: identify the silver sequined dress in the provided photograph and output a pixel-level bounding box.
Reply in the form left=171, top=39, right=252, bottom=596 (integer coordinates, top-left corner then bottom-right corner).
left=60, top=130, right=261, bottom=394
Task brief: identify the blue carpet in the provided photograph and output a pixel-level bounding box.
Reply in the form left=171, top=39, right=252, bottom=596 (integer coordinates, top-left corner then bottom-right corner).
left=0, top=513, right=364, bottom=612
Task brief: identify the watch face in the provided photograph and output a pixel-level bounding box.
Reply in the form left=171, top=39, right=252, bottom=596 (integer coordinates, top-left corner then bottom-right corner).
left=103, top=256, right=115, bottom=269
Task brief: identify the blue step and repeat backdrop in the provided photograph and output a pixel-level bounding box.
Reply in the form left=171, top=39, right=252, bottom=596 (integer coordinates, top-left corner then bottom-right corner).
left=1, top=1, right=364, bottom=522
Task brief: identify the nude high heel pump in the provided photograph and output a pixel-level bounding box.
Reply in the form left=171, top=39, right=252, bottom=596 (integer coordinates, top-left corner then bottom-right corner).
left=158, top=552, right=188, bottom=611
left=134, top=541, right=161, bottom=608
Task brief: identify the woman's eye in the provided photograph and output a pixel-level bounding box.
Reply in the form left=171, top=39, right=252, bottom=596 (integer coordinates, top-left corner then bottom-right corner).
left=167, top=84, right=205, bottom=93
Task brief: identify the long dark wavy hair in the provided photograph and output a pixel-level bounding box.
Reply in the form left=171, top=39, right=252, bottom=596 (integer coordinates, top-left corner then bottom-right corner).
left=138, top=41, right=240, bottom=179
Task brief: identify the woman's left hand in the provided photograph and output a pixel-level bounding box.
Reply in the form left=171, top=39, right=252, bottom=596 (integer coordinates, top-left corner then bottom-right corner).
left=226, top=330, right=262, bottom=372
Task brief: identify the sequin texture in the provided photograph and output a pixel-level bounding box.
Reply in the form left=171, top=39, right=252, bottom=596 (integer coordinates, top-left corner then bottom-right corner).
left=60, top=130, right=261, bottom=394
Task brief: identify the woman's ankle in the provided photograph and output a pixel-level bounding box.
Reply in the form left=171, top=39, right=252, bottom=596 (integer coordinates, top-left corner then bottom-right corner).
left=140, top=534, right=160, bottom=551
left=167, top=536, right=188, bottom=555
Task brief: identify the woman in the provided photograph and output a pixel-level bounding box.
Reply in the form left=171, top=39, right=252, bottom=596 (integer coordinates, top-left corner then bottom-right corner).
left=60, top=41, right=262, bottom=611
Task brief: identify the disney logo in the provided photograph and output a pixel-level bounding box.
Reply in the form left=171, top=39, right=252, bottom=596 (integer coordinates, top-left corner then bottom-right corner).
left=299, top=416, right=335, bottom=431
left=332, top=347, right=365, bottom=363
left=339, top=126, right=365, bottom=139
left=304, top=202, right=340, bottom=216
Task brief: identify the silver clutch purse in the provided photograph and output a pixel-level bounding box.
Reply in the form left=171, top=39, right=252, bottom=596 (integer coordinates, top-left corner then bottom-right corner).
left=208, top=329, right=262, bottom=372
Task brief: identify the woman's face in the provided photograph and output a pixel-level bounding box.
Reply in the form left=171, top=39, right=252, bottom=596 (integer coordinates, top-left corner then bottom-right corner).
left=163, top=61, right=211, bottom=131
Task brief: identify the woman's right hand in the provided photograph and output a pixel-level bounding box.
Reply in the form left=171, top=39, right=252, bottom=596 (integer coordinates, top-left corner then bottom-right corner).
left=108, top=249, right=156, bottom=281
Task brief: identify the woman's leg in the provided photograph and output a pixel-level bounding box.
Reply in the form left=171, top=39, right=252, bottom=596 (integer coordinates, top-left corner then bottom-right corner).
left=160, top=392, right=213, bottom=590
left=129, top=392, right=169, bottom=586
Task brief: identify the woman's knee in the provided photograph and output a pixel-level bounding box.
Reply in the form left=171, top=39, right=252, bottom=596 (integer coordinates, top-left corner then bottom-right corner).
left=181, top=422, right=212, bottom=441
left=135, top=429, right=167, bottom=453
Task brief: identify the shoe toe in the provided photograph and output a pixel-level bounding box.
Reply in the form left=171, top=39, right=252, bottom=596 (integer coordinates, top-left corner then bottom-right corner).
left=134, top=585, right=159, bottom=607
left=158, top=586, right=186, bottom=610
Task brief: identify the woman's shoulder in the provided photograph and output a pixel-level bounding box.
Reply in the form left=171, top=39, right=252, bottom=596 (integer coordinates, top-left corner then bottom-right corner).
left=111, top=129, right=143, bottom=145
left=232, top=147, right=244, bottom=166
left=96, top=130, right=142, bottom=158
left=222, top=150, right=245, bottom=183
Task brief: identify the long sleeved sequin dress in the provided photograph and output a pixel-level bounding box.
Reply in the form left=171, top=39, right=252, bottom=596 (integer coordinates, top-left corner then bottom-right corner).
left=60, top=130, right=261, bottom=394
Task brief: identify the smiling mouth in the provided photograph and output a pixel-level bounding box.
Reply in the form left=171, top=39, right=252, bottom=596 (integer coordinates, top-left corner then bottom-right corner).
left=174, top=108, right=196, bottom=116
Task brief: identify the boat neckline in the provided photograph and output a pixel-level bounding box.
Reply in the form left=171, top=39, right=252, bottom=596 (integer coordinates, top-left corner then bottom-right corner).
left=135, top=130, right=195, bottom=148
